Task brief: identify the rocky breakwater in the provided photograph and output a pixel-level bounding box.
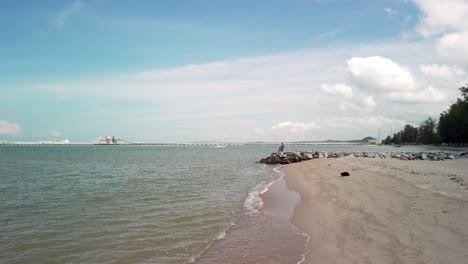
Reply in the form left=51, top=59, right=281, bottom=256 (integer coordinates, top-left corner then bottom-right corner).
left=258, top=151, right=468, bottom=165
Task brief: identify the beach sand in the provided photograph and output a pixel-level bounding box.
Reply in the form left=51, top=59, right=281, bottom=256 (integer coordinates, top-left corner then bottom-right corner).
left=284, top=157, right=468, bottom=264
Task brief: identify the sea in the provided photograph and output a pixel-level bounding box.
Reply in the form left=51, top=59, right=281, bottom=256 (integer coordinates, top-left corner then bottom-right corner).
left=0, top=144, right=447, bottom=264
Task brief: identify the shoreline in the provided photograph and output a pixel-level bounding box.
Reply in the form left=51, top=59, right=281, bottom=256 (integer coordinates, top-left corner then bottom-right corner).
left=284, top=158, right=468, bottom=264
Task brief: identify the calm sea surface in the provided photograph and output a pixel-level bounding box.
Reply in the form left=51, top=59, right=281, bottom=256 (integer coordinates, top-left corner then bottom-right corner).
left=0, top=144, right=444, bottom=263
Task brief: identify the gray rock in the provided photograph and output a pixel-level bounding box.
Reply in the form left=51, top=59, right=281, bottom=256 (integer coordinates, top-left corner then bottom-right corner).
left=448, top=155, right=455, bottom=160
left=421, top=153, right=427, bottom=160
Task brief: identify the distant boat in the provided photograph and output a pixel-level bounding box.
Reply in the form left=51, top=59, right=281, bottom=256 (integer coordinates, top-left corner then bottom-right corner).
left=215, top=145, right=226, bottom=148
left=394, top=145, right=403, bottom=148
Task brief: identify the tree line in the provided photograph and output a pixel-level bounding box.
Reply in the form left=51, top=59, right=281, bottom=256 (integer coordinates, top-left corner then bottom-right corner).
left=384, top=85, right=468, bottom=145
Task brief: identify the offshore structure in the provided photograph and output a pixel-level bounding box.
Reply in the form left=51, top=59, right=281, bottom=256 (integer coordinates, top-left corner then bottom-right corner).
left=95, top=136, right=130, bottom=145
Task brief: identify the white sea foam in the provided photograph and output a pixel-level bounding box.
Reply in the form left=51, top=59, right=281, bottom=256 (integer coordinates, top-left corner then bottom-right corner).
left=215, top=229, right=226, bottom=240
left=293, top=224, right=311, bottom=264
left=243, top=165, right=284, bottom=213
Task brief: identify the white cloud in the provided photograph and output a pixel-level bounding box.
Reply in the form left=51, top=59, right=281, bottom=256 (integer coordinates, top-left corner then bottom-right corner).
left=312, top=30, right=340, bottom=40
left=272, top=122, right=320, bottom=133
left=388, top=86, right=446, bottom=102
left=57, top=0, right=85, bottom=28
left=345, top=56, right=449, bottom=104
left=52, top=130, right=62, bottom=137
left=321, top=83, right=376, bottom=111
left=436, top=31, right=468, bottom=64
left=362, top=95, right=377, bottom=107
left=411, top=0, right=468, bottom=37
left=0, top=120, right=22, bottom=136
left=420, top=64, right=466, bottom=80
left=410, top=0, right=468, bottom=63
left=265, top=116, right=407, bottom=140
left=347, top=56, right=417, bottom=92
left=33, top=41, right=457, bottom=141
left=320, top=83, right=354, bottom=98
left=384, top=8, right=398, bottom=18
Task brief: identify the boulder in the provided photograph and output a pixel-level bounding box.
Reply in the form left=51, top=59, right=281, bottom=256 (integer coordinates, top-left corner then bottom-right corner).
left=448, top=155, right=456, bottom=160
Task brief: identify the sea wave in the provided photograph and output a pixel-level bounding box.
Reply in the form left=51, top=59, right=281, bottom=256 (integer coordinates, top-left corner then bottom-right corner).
left=243, top=165, right=284, bottom=213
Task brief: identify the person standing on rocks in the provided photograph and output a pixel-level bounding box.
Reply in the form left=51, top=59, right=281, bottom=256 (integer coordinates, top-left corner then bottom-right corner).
left=277, top=142, right=285, bottom=154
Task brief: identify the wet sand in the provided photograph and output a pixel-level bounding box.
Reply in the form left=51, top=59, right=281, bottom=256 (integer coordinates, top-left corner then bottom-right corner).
left=195, top=170, right=308, bottom=264
left=284, top=157, right=468, bottom=264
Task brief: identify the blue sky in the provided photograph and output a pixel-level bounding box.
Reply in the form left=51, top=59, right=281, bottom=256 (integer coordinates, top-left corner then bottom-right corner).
left=1, top=0, right=467, bottom=142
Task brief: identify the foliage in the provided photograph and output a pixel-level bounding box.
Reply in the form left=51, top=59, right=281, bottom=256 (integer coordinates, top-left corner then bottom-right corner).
left=383, top=85, right=467, bottom=145
left=418, top=117, right=440, bottom=145
left=384, top=135, right=392, bottom=145
left=401, top=124, right=418, bottom=143
left=438, top=85, right=468, bottom=144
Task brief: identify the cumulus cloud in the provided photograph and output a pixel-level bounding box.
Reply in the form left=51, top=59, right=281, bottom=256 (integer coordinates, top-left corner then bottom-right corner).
left=0, top=120, right=22, bottom=135
left=436, top=31, right=468, bottom=64
left=264, top=116, right=407, bottom=140
left=412, top=0, right=468, bottom=37
left=272, top=122, right=320, bottom=133
left=320, top=83, right=354, bottom=98
left=321, top=83, right=376, bottom=111
left=411, top=0, right=468, bottom=63
left=33, top=41, right=455, bottom=141
left=345, top=56, right=449, bottom=103
left=347, top=56, right=416, bottom=92
left=388, top=86, right=446, bottom=102
left=420, top=64, right=466, bottom=80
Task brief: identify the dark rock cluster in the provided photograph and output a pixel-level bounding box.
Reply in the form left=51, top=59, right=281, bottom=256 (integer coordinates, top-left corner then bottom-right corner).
left=258, top=151, right=468, bottom=165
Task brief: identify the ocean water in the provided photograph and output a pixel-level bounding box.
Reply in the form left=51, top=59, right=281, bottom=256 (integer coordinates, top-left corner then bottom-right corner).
left=0, top=144, right=442, bottom=263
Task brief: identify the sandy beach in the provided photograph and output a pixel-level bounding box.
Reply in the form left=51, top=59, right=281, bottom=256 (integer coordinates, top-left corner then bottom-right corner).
left=284, top=157, right=468, bottom=264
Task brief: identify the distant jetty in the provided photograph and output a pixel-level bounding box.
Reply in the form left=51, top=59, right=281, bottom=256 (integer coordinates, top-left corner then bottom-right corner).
left=259, top=150, right=468, bottom=165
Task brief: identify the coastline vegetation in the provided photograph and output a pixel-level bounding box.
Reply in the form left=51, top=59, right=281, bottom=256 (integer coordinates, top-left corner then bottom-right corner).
left=384, top=85, right=468, bottom=146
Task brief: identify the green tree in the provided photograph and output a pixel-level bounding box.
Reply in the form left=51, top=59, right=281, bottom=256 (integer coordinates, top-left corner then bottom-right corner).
left=460, top=84, right=468, bottom=101
left=384, top=135, right=392, bottom=145
left=438, top=85, right=468, bottom=144
left=391, top=132, right=402, bottom=144
left=418, top=117, right=440, bottom=144
left=401, top=124, right=418, bottom=143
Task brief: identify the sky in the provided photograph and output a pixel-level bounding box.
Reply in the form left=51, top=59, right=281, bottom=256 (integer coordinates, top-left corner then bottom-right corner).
left=1, top=0, right=468, bottom=142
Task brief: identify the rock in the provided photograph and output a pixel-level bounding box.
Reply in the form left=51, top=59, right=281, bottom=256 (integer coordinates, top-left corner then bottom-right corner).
left=341, top=172, right=350, bottom=177
left=320, top=151, right=329, bottom=158
left=260, top=150, right=457, bottom=165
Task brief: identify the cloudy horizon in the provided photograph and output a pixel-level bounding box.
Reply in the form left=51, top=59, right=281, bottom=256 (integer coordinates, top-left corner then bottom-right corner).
left=1, top=0, right=467, bottom=142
